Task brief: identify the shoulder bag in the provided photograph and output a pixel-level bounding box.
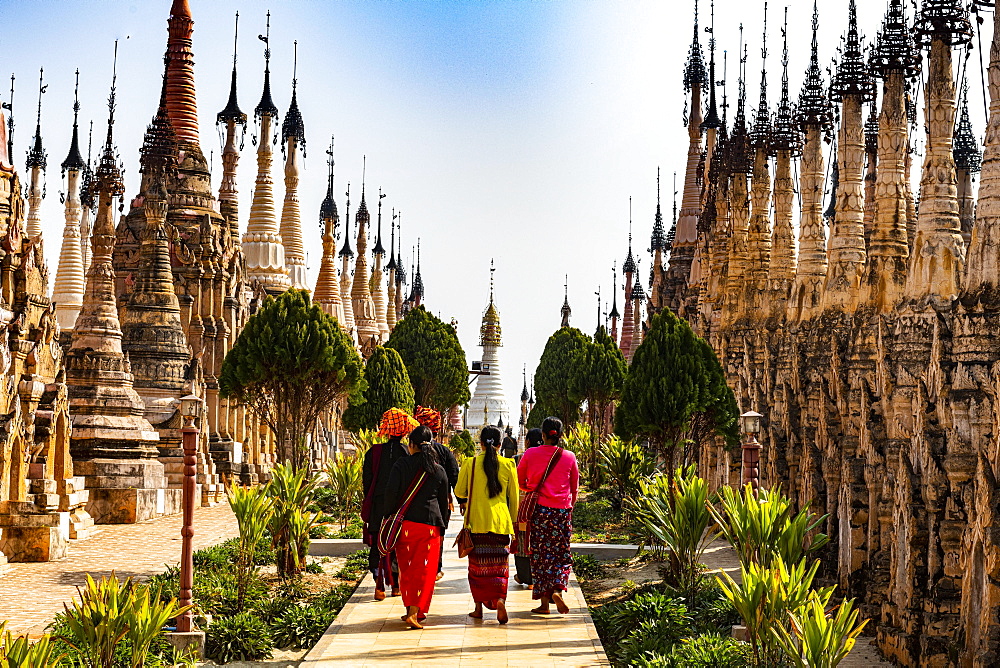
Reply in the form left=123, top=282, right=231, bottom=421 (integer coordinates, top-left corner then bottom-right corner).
left=376, top=468, right=427, bottom=556
left=453, top=459, right=477, bottom=558
left=514, top=447, right=563, bottom=556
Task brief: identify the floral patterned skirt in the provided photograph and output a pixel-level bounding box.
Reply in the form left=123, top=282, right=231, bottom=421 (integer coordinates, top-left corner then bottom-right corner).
left=529, top=505, right=572, bottom=600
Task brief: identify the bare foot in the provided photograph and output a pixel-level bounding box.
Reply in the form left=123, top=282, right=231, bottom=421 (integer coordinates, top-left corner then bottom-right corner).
left=531, top=606, right=550, bottom=614
left=497, top=599, right=508, bottom=624
left=403, top=614, right=424, bottom=629
left=552, top=592, right=569, bottom=614
left=468, top=610, right=483, bottom=619
left=374, top=589, right=386, bottom=601
left=436, top=572, right=444, bottom=581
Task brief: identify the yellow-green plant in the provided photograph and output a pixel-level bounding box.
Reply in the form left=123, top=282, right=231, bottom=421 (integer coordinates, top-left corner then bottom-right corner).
left=717, top=559, right=830, bottom=667
left=123, top=585, right=190, bottom=668
left=228, top=484, right=274, bottom=610
left=710, top=484, right=829, bottom=569
left=772, top=592, right=869, bottom=667
left=564, top=423, right=600, bottom=485
left=599, top=435, right=655, bottom=510
left=266, top=463, right=320, bottom=577
left=628, top=465, right=716, bottom=600
left=0, top=622, right=62, bottom=668
left=325, top=453, right=363, bottom=529
left=349, top=429, right=380, bottom=454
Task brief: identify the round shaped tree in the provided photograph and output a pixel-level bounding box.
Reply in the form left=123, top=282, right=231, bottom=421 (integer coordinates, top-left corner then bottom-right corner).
left=570, top=325, right=627, bottom=435
left=385, top=306, right=470, bottom=413
left=342, top=346, right=415, bottom=432
left=220, top=289, right=365, bottom=468
left=530, top=326, right=590, bottom=427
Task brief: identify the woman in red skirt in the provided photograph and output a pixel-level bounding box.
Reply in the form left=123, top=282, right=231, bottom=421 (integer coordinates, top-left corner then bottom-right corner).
left=384, top=425, right=451, bottom=628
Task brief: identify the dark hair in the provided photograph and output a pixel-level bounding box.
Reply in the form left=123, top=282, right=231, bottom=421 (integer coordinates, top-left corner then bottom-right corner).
left=480, top=425, right=503, bottom=498
left=408, top=425, right=438, bottom=474
left=541, top=416, right=563, bottom=441
left=501, top=435, right=517, bottom=458
left=526, top=428, right=544, bottom=448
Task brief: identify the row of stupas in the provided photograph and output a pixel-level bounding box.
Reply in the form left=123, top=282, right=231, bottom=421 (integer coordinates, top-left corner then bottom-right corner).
left=631, top=0, right=1000, bottom=663
left=0, top=0, right=432, bottom=565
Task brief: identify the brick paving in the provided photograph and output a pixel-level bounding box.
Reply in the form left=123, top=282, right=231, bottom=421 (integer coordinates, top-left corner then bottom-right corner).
left=302, top=517, right=609, bottom=668
left=0, top=504, right=237, bottom=637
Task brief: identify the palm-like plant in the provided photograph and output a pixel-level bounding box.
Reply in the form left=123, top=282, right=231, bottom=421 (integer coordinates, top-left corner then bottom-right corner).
left=325, top=454, right=363, bottom=529
left=0, top=623, right=62, bottom=668
left=772, top=593, right=869, bottom=667
left=228, top=485, right=274, bottom=610
left=266, top=463, right=320, bottom=577
left=599, top=435, right=654, bottom=510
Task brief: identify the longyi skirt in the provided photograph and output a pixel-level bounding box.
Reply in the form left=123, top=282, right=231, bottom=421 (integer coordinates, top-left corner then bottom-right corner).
left=396, top=520, right=442, bottom=615
left=468, top=532, right=510, bottom=609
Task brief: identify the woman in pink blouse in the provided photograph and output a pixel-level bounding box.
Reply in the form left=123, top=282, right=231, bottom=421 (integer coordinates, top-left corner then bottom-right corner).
left=516, top=416, right=580, bottom=614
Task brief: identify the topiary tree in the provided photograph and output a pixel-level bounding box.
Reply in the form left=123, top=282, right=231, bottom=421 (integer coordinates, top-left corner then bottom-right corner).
left=220, top=289, right=365, bottom=468
left=614, top=310, right=739, bottom=468
left=531, top=326, right=590, bottom=427
left=570, top=325, right=627, bottom=436
left=385, top=306, right=470, bottom=413
left=449, top=429, right=475, bottom=457
left=342, top=346, right=415, bottom=432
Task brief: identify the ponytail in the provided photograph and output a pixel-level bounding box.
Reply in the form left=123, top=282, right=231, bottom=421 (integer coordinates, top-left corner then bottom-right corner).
left=480, top=426, right=503, bottom=498
left=408, top=425, right=438, bottom=474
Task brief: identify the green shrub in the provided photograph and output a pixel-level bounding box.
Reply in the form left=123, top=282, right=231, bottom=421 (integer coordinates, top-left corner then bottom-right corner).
left=195, top=569, right=268, bottom=617
left=0, top=627, right=62, bottom=668
left=269, top=604, right=336, bottom=649
left=449, top=430, right=475, bottom=457
left=571, top=554, right=606, bottom=581
left=311, top=584, right=356, bottom=613
left=573, top=497, right=616, bottom=531
left=335, top=550, right=369, bottom=580
left=599, top=435, right=654, bottom=508
left=616, top=616, right=692, bottom=666
left=333, top=519, right=363, bottom=539
left=204, top=612, right=274, bottom=664
left=309, top=525, right=336, bottom=539
left=661, top=634, right=752, bottom=667
left=192, top=543, right=234, bottom=570
left=304, top=562, right=324, bottom=574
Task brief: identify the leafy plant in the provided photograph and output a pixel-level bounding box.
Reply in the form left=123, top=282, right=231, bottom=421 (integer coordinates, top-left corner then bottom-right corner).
left=269, top=604, right=336, bottom=650
left=661, top=634, right=753, bottom=667
left=304, top=562, right=324, bottom=574
left=384, top=306, right=470, bottom=412
left=629, top=466, right=717, bottom=601
left=571, top=553, right=606, bottom=581
left=600, top=435, right=655, bottom=510
left=335, top=550, right=370, bottom=580
left=204, top=612, right=274, bottom=664
left=324, top=453, right=363, bottom=529
left=348, top=429, right=380, bottom=455
left=772, top=593, right=869, bottom=668
left=227, top=484, right=274, bottom=612
left=0, top=624, right=62, bottom=668
left=266, top=463, right=320, bottom=577
left=564, top=423, right=601, bottom=486
left=449, top=430, right=475, bottom=457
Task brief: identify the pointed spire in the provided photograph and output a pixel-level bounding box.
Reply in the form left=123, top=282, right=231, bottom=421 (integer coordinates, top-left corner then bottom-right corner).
left=164, top=0, right=200, bottom=147
left=255, top=11, right=279, bottom=119
left=80, top=120, right=96, bottom=210
left=954, top=79, right=982, bottom=173
left=701, top=0, right=721, bottom=130
left=480, top=259, right=501, bottom=347
left=281, top=40, right=306, bottom=150
left=217, top=12, right=247, bottom=126
left=26, top=68, right=47, bottom=170
left=797, top=1, right=833, bottom=132
left=913, top=0, right=972, bottom=46
left=4, top=74, right=13, bottom=164
left=395, top=213, right=407, bottom=285
left=561, top=275, right=571, bottom=328
left=650, top=168, right=666, bottom=252
left=771, top=7, right=801, bottom=155
left=665, top=172, right=678, bottom=250
left=62, top=70, right=86, bottom=174
left=386, top=207, right=397, bottom=270
left=96, top=42, right=124, bottom=199
left=830, top=0, right=875, bottom=102
left=412, top=240, right=424, bottom=302
left=749, top=3, right=771, bottom=151
left=609, top=261, right=620, bottom=320
left=373, top=187, right=386, bottom=256
left=319, top=136, right=337, bottom=222
left=683, top=0, right=707, bottom=92
left=623, top=199, right=637, bottom=273
left=729, top=26, right=752, bottom=174
left=339, top=182, right=354, bottom=257
left=140, top=57, right=179, bottom=176
left=871, top=0, right=920, bottom=78
left=521, top=366, right=529, bottom=403
left=825, top=147, right=839, bottom=220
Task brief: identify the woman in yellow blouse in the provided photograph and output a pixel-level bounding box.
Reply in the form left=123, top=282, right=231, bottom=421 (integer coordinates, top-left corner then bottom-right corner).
left=455, top=425, right=519, bottom=624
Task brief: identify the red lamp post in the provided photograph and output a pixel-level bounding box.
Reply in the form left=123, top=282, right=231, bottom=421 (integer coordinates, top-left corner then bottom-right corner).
left=740, top=410, right=763, bottom=494
left=176, top=394, right=202, bottom=633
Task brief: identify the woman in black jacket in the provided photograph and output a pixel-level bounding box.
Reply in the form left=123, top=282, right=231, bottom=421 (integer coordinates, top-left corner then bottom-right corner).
left=384, top=425, right=451, bottom=629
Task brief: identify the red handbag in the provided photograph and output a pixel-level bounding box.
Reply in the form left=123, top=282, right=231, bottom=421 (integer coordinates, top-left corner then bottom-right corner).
left=377, top=470, right=426, bottom=556
left=514, top=448, right=563, bottom=555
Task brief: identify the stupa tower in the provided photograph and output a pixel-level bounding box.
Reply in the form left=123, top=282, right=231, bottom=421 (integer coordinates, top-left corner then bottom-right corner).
left=467, top=262, right=510, bottom=434
left=410, top=242, right=425, bottom=308
left=519, top=367, right=529, bottom=446
left=863, top=0, right=919, bottom=312
left=314, top=137, right=344, bottom=323
left=243, top=12, right=290, bottom=295
left=217, top=12, right=247, bottom=245
left=67, top=56, right=164, bottom=523
left=560, top=277, right=571, bottom=328
left=745, top=4, right=773, bottom=317
left=370, top=189, right=390, bottom=340
left=351, top=177, right=380, bottom=353
left=280, top=43, right=308, bottom=290
left=24, top=68, right=46, bottom=241
left=664, top=1, right=706, bottom=312
left=788, top=1, right=832, bottom=322
left=648, top=169, right=666, bottom=315
left=385, top=209, right=398, bottom=330
left=954, top=80, right=981, bottom=248
left=903, top=0, right=971, bottom=307
left=609, top=262, right=620, bottom=343
left=394, top=214, right=407, bottom=322
left=628, top=276, right=645, bottom=363
left=724, top=30, right=753, bottom=325
left=53, top=70, right=87, bottom=331
left=822, top=0, right=874, bottom=312
left=620, top=221, right=636, bottom=352
left=339, top=184, right=356, bottom=334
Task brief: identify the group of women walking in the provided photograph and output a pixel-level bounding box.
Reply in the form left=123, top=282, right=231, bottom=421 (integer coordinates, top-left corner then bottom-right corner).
left=361, top=407, right=580, bottom=629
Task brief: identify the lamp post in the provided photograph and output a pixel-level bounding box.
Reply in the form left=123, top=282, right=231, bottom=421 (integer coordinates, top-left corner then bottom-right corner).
left=740, top=410, right=763, bottom=493
left=177, top=394, right=202, bottom=633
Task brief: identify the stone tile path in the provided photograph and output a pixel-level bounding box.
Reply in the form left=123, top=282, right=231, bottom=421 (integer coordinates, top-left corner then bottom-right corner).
left=302, top=517, right=609, bottom=668
left=0, top=504, right=237, bottom=637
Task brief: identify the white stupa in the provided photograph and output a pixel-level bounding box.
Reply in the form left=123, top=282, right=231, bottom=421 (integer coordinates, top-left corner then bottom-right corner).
left=466, top=266, right=510, bottom=435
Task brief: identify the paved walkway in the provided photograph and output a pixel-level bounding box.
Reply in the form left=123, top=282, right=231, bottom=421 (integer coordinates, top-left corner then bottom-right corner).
left=0, top=504, right=237, bottom=637
left=302, top=517, right=609, bottom=668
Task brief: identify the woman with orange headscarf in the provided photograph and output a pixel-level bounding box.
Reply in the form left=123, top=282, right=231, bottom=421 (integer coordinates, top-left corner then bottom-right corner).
left=415, top=405, right=460, bottom=580
left=363, top=407, right=419, bottom=600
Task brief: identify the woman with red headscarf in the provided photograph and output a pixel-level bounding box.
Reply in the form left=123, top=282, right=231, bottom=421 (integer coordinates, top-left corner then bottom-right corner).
left=363, top=407, right=418, bottom=600
left=414, top=405, right=459, bottom=580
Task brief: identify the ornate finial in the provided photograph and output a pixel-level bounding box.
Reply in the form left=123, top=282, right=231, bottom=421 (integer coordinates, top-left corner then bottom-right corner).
left=797, top=0, right=834, bottom=133
left=650, top=167, right=666, bottom=253
left=387, top=207, right=398, bottom=271
left=489, top=258, right=496, bottom=302
left=872, top=0, right=921, bottom=78
left=701, top=0, right=721, bottom=130
left=684, top=0, right=707, bottom=92
left=319, top=135, right=337, bottom=223
left=665, top=172, right=678, bottom=250
left=139, top=55, right=178, bottom=175
left=914, top=0, right=972, bottom=47
left=608, top=261, right=620, bottom=319
left=630, top=272, right=646, bottom=301
left=255, top=11, right=279, bottom=119
left=281, top=40, right=306, bottom=151
left=831, top=0, right=875, bottom=102
left=749, top=2, right=772, bottom=151
left=561, top=274, right=572, bottom=327
left=954, top=78, right=982, bottom=173
left=729, top=26, right=753, bottom=174
left=218, top=12, right=248, bottom=126
left=771, top=6, right=802, bottom=156
left=412, top=239, right=424, bottom=300
left=96, top=41, right=124, bottom=198
left=623, top=196, right=637, bottom=273
left=26, top=67, right=47, bottom=171
left=521, top=366, right=529, bottom=402
left=396, top=213, right=407, bottom=284
left=61, top=69, right=87, bottom=175
left=80, top=120, right=96, bottom=209
left=339, top=181, right=353, bottom=257
left=865, top=98, right=879, bottom=155
left=3, top=74, right=13, bottom=162
left=373, top=187, right=386, bottom=256
left=824, top=146, right=839, bottom=220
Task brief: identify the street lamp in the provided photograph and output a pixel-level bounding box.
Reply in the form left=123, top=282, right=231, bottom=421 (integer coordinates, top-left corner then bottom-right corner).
left=177, top=394, right=202, bottom=634
left=740, top=410, right=763, bottom=494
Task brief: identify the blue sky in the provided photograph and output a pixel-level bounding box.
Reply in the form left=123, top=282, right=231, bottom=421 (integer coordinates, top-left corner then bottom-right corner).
left=1, top=0, right=991, bottom=417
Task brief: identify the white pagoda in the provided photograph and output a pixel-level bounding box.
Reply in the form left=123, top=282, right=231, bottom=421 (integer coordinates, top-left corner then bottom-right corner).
left=466, top=268, right=510, bottom=435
